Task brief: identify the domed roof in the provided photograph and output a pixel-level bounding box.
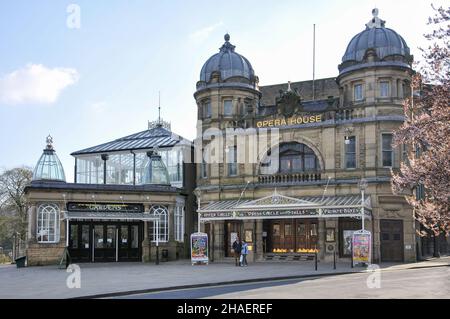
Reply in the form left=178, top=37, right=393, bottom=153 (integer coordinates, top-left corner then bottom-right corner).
left=200, top=34, right=255, bottom=83
left=339, top=9, right=412, bottom=75
left=32, top=135, right=66, bottom=182
left=142, top=148, right=170, bottom=185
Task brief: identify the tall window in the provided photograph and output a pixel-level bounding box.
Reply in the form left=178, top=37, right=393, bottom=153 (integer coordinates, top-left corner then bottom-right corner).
left=149, top=205, right=168, bottom=242
left=345, top=136, right=356, bottom=169
left=201, top=157, right=207, bottom=178
left=223, top=100, right=233, bottom=116
left=203, top=101, right=211, bottom=118
left=227, top=146, right=237, bottom=176
left=382, top=134, right=393, bottom=167
left=354, top=84, right=363, bottom=101
left=416, top=184, right=425, bottom=201
left=380, top=81, right=390, bottom=98
left=37, top=203, right=60, bottom=243
left=279, top=142, right=319, bottom=173
left=174, top=205, right=185, bottom=242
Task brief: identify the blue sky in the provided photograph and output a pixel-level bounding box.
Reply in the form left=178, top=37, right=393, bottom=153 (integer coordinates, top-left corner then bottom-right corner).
left=0, top=0, right=445, bottom=182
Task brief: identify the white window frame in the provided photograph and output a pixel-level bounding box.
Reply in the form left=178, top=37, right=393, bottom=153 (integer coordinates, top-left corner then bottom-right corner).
left=150, top=205, right=169, bottom=243
left=174, top=205, right=185, bottom=242
left=37, top=203, right=60, bottom=243
left=354, top=83, right=363, bottom=101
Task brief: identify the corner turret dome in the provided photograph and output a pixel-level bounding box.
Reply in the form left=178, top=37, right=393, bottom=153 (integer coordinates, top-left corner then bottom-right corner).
left=339, top=9, right=413, bottom=76
left=196, top=34, right=259, bottom=94
left=32, top=135, right=66, bottom=182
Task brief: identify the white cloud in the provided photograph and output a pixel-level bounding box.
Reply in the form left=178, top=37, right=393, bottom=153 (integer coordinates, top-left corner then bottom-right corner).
left=189, top=21, right=224, bottom=42
left=0, top=63, right=79, bottom=105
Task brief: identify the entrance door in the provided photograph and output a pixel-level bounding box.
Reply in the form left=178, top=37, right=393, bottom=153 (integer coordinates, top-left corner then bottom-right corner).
left=224, top=221, right=241, bottom=257
left=268, top=219, right=318, bottom=253
left=380, top=219, right=404, bottom=262
left=295, top=219, right=318, bottom=251
left=69, top=221, right=142, bottom=262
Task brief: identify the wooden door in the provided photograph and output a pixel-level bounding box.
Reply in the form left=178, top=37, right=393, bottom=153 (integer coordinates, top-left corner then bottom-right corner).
left=295, top=219, right=318, bottom=251
left=380, top=219, right=404, bottom=262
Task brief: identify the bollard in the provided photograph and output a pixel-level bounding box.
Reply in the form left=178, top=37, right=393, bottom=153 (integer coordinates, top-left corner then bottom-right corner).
left=315, top=252, right=318, bottom=271
left=333, top=250, right=336, bottom=270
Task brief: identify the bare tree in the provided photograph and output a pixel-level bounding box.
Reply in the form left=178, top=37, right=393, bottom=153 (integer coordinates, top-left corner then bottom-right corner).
left=392, top=5, right=450, bottom=236
left=0, top=167, right=33, bottom=240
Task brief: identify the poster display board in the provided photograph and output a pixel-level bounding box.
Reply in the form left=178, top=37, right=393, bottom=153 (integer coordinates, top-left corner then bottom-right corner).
left=191, top=232, right=208, bottom=265
left=352, top=230, right=372, bottom=266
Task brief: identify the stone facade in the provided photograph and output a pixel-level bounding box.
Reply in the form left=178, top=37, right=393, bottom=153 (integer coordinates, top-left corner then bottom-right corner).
left=194, top=12, right=416, bottom=263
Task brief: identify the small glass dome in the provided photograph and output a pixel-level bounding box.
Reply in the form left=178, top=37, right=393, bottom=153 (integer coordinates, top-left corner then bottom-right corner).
left=32, top=135, right=66, bottom=182
left=143, top=149, right=170, bottom=185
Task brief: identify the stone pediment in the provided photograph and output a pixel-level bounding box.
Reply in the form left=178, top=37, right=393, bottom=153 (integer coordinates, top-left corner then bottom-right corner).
left=238, top=190, right=318, bottom=208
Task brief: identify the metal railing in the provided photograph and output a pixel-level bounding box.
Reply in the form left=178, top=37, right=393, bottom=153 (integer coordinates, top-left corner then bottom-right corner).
left=258, top=172, right=322, bottom=185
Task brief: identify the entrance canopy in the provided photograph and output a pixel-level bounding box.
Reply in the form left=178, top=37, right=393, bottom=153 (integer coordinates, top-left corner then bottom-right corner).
left=65, top=211, right=159, bottom=221
left=198, top=190, right=372, bottom=221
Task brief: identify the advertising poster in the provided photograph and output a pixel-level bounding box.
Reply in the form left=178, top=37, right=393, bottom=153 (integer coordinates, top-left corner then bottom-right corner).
left=343, top=230, right=355, bottom=255
left=191, top=232, right=208, bottom=265
left=352, top=230, right=372, bottom=266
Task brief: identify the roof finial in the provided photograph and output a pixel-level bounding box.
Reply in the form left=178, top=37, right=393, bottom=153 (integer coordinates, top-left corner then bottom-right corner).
left=220, top=33, right=235, bottom=52
left=365, top=8, right=385, bottom=29
left=46, top=134, right=54, bottom=150
left=287, top=81, right=292, bottom=92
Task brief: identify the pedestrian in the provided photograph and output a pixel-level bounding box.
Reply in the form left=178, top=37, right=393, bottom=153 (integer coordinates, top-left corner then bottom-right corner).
left=240, top=240, right=249, bottom=267
left=232, top=236, right=242, bottom=267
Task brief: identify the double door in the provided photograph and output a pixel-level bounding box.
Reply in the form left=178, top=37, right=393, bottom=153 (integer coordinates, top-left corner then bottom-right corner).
left=69, top=222, right=142, bottom=262
left=268, top=219, right=318, bottom=253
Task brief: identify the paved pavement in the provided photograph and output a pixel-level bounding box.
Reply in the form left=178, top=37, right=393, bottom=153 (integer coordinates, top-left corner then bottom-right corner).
left=0, top=257, right=448, bottom=299
left=205, top=266, right=450, bottom=299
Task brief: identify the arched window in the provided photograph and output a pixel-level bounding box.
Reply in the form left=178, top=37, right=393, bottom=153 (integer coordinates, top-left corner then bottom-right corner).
left=37, top=203, right=60, bottom=243
left=149, top=205, right=168, bottom=242
left=279, top=142, right=319, bottom=173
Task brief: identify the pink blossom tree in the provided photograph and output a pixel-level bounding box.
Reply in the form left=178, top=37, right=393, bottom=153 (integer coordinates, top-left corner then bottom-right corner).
left=392, top=5, right=450, bottom=237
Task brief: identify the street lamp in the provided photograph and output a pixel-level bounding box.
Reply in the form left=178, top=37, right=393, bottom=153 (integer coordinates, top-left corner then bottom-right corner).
left=358, top=178, right=368, bottom=230
left=194, top=188, right=202, bottom=233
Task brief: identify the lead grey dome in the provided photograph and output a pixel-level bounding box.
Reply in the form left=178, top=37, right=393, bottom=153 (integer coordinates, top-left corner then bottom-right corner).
left=342, top=27, right=410, bottom=63
left=339, top=9, right=413, bottom=75
left=199, top=34, right=255, bottom=82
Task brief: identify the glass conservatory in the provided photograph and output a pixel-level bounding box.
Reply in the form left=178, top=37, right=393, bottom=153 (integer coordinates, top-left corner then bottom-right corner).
left=72, top=124, right=191, bottom=187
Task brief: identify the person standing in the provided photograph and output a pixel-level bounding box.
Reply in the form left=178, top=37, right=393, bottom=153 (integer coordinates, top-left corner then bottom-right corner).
left=241, top=240, right=249, bottom=267
left=232, top=236, right=242, bottom=267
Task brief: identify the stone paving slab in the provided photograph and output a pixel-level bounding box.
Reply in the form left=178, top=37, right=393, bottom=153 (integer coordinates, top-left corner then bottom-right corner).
left=0, top=257, right=448, bottom=299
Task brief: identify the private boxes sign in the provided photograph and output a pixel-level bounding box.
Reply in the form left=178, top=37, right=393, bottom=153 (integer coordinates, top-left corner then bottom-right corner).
left=191, top=232, right=208, bottom=265
left=352, top=230, right=372, bottom=266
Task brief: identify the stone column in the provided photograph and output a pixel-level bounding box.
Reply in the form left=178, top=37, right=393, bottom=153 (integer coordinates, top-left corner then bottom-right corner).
left=213, top=221, right=224, bottom=261
left=142, top=221, right=150, bottom=262
left=142, top=204, right=151, bottom=262
left=243, top=220, right=256, bottom=262
left=318, top=218, right=326, bottom=260
left=255, top=219, right=263, bottom=261
left=168, top=205, right=175, bottom=242
left=28, top=205, right=37, bottom=242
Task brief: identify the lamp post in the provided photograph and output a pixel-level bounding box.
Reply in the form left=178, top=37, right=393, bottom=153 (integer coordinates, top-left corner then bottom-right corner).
left=358, top=178, right=368, bottom=230
left=194, top=188, right=202, bottom=233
